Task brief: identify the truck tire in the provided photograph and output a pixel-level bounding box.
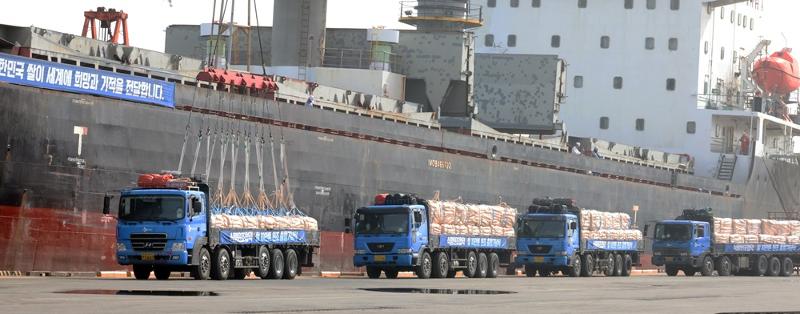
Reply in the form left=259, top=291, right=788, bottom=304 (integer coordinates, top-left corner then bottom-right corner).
left=487, top=253, right=500, bottom=278
left=580, top=254, right=593, bottom=277
left=755, top=255, right=768, bottom=276
left=211, top=247, right=231, bottom=280
left=476, top=253, right=488, bottom=278
left=767, top=256, right=781, bottom=277
left=568, top=255, right=581, bottom=277
left=431, top=252, right=449, bottom=279
left=780, top=257, right=793, bottom=277
left=700, top=256, right=714, bottom=276
left=683, top=268, right=696, bottom=276
left=416, top=251, right=432, bottom=279
left=716, top=256, right=732, bottom=276
left=525, top=264, right=536, bottom=277
left=268, top=248, right=284, bottom=279
left=621, top=254, right=632, bottom=277
left=665, top=265, right=679, bottom=276
left=154, top=267, right=171, bottom=280
left=255, top=246, right=271, bottom=279
left=612, top=254, right=623, bottom=276
left=603, top=254, right=614, bottom=276
left=384, top=268, right=399, bottom=279
left=463, top=251, right=478, bottom=278
left=191, top=247, right=211, bottom=280
left=366, top=266, right=382, bottom=279
left=232, top=268, right=249, bottom=280
left=133, top=265, right=151, bottom=280
left=283, top=249, right=299, bottom=280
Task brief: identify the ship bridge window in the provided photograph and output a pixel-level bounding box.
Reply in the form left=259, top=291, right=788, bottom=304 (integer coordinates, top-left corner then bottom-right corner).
left=578, top=0, right=587, bottom=8
left=636, top=119, right=645, bottom=131
left=743, top=16, right=748, bottom=28
left=613, top=76, right=623, bottom=89
left=574, top=75, right=584, bottom=88
left=670, top=0, right=680, bottom=10
left=704, top=41, right=709, bottom=54
left=485, top=34, right=495, bottom=47
left=601, top=36, right=610, bottom=49
left=737, top=13, right=742, bottom=26
left=624, top=0, right=633, bottom=9
left=551, top=35, right=561, bottom=48
left=731, top=11, right=735, bottom=24
left=668, top=38, right=678, bottom=51
left=600, top=117, right=609, bottom=130
left=645, top=37, right=655, bottom=50
left=666, top=78, right=676, bottom=91
left=687, top=121, right=696, bottom=134
left=532, top=0, right=541, bottom=8
left=721, top=47, right=725, bottom=60
left=720, top=7, right=724, bottom=19
left=487, top=0, right=496, bottom=8
left=646, top=0, right=655, bottom=10
left=511, top=0, right=519, bottom=7
left=507, top=34, right=517, bottom=47
left=750, top=18, right=754, bottom=30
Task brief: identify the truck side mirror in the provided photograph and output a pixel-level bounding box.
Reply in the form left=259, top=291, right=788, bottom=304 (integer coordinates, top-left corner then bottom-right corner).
left=569, top=221, right=577, bottom=230
left=102, top=194, right=113, bottom=215
left=344, top=218, right=351, bottom=234
left=643, top=224, right=649, bottom=237
left=192, top=198, right=202, bottom=215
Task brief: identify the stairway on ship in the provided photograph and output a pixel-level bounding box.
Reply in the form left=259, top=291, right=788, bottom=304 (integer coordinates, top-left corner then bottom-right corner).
left=716, top=154, right=737, bottom=181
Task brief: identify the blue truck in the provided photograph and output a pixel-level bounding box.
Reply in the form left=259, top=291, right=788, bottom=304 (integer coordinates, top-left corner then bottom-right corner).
left=515, top=198, right=642, bottom=277
left=349, top=194, right=516, bottom=279
left=651, top=209, right=797, bottom=277
left=103, top=179, right=319, bottom=280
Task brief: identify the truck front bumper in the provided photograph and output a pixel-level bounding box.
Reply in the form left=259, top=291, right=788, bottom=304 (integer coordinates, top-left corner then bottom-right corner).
left=651, top=255, right=697, bottom=267
left=515, top=255, right=569, bottom=267
left=117, top=250, right=189, bottom=266
left=354, top=253, right=415, bottom=267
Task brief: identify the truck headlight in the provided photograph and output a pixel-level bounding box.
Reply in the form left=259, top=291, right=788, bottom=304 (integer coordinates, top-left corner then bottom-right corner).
left=354, top=250, right=367, bottom=255
left=397, top=249, right=413, bottom=254
left=555, top=251, right=568, bottom=256
left=653, top=251, right=662, bottom=256
left=171, top=242, right=185, bottom=251
left=116, top=242, right=126, bottom=252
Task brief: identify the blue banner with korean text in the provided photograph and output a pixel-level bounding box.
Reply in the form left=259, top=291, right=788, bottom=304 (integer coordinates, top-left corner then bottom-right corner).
left=0, top=53, right=175, bottom=108
left=220, top=230, right=307, bottom=245
left=586, top=240, right=638, bottom=251
left=439, top=235, right=509, bottom=249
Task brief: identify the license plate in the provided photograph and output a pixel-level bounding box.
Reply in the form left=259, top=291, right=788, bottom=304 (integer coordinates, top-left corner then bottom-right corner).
left=665, top=257, right=674, bottom=262
left=374, top=255, right=386, bottom=262
left=533, top=256, right=544, bottom=263
left=141, top=253, right=155, bottom=261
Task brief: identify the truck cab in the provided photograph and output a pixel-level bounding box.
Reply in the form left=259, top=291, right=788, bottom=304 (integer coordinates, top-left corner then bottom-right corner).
left=109, top=186, right=209, bottom=280
left=352, top=204, right=428, bottom=278
left=515, top=213, right=579, bottom=269
left=651, top=220, right=711, bottom=272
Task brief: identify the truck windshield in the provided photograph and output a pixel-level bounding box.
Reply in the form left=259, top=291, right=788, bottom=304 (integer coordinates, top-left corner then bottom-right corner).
left=655, top=224, right=691, bottom=241
left=355, top=212, right=409, bottom=234
left=119, top=196, right=185, bottom=221
left=518, top=220, right=565, bottom=238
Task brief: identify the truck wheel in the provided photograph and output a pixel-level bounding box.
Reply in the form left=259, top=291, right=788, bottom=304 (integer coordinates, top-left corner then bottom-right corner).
left=580, top=254, right=593, bottom=277
left=665, top=265, right=679, bottom=276
left=683, top=268, right=696, bottom=276
left=756, top=255, right=768, bottom=276
left=700, top=256, right=714, bottom=276
left=211, top=247, right=231, bottom=280
left=283, top=249, right=299, bottom=280
left=780, top=257, right=793, bottom=277
left=612, top=254, right=623, bottom=276
left=384, top=268, right=399, bottom=279
left=603, top=254, right=614, bottom=276
left=191, top=247, right=211, bottom=280
left=154, top=267, right=171, bottom=280
left=268, top=249, right=284, bottom=279
left=568, top=255, right=581, bottom=277
left=487, top=253, right=500, bottom=278
left=524, top=264, right=537, bottom=277
left=476, top=253, right=488, bottom=278
left=366, top=266, right=382, bottom=279
left=463, top=251, right=478, bottom=278
left=132, top=265, right=151, bottom=280
left=255, top=246, right=271, bottom=279
left=416, top=251, right=432, bottom=279
left=716, top=256, right=732, bottom=276
left=431, top=252, right=449, bottom=279
left=621, top=254, right=633, bottom=277
left=232, top=268, right=249, bottom=280
left=767, top=256, right=781, bottom=277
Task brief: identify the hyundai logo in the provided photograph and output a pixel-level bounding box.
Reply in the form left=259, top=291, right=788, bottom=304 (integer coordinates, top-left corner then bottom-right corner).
left=143, top=242, right=153, bottom=248
left=142, top=227, right=151, bottom=232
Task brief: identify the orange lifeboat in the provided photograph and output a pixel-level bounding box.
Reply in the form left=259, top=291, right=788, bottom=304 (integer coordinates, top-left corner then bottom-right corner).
left=752, top=48, right=800, bottom=96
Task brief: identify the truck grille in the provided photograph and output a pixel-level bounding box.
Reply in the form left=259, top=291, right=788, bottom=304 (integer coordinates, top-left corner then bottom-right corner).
left=528, top=245, right=552, bottom=254
left=655, top=248, right=685, bottom=256
left=367, top=243, right=394, bottom=253
left=131, top=233, right=167, bottom=251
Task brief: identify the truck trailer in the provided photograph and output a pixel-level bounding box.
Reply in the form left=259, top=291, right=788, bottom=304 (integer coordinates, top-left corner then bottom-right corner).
left=105, top=175, right=319, bottom=280
left=350, top=194, right=517, bottom=279
left=515, top=198, right=642, bottom=277
left=652, top=208, right=799, bottom=276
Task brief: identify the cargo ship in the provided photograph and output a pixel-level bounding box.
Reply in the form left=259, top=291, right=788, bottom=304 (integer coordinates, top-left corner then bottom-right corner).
left=2, top=0, right=799, bottom=272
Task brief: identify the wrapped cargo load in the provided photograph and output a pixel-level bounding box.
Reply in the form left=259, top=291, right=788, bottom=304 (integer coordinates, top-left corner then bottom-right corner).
left=210, top=211, right=318, bottom=231
left=746, top=219, right=761, bottom=235
left=580, top=210, right=641, bottom=241
left=427, top=200, right=518, bottom=237
left=732, top=219, right=747, bottom=235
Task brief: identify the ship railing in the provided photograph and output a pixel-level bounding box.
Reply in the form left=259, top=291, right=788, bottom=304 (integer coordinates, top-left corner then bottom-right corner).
left=399, top=0, right=484, bottom=28
left=321, top=48, right=404, bottom=75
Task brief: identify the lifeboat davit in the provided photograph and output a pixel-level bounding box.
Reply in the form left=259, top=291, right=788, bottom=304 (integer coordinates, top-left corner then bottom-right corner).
left=752, top=48, right=800, bottom=96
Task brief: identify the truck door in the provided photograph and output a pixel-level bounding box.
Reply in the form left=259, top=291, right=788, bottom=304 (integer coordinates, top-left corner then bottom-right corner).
left=186, top=193, right=207, bottom=251
left=567, top=218, right=579, bottom=255
left=692, top=223, right=710, bottom=257
left=411, top=208, right=428, bottom=252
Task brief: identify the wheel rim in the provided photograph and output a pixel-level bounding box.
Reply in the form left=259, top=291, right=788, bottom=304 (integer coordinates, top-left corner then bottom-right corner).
left=439, top=256, right=448, bottom=274
left=220, top=252, right=229, bottom=275
left=468, top=255, right=476, bottom=272
left=260, top=251, right=269, bottom=272
left=423, top=255, right=432, bottom=275
left=200, top=253, right=210, bottom=275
